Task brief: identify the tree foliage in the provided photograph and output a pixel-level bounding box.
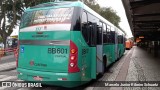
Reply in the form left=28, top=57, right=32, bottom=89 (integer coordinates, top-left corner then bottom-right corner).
left=0, top=36, right=2, bottom=42
left=0, top=0, right=23, bottom=48
left=84, top=0, right=100, bottom=13
left=100, top=7, right=120, bottom=28
left=85, top=0, right=121, bottom=28
left=22, top=0, right=51, bottom=8
left=0, top=0, right=51, bottom=48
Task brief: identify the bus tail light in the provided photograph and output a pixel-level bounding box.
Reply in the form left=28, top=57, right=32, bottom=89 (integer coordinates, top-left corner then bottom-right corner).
left=70, top=56, right=76, bottom=60
left=70, top=63, right=74, bottom=67
left=71, top=49, right=76, bottom=54
left=68, top=41, right=80, bottom=73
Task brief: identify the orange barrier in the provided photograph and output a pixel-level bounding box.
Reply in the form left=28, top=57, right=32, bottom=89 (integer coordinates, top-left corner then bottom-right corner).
left=0, top=48, right=4, bottom=57
left=0, top=47, right=18, bottom=58
left=14, top=48, right=19, bottom=59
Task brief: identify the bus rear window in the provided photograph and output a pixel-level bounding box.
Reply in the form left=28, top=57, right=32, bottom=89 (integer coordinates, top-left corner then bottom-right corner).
left=20, top=7, right=74, bottom=29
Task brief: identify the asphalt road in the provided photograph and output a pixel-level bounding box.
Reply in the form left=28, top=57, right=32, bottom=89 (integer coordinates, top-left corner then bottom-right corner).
left=3, top=48, right=159, bottom=90
left=0, top=55, right=15, bottom=64
left=0, top=50, right=130, bottom=90
left=0, top=55, right=16, bottom=72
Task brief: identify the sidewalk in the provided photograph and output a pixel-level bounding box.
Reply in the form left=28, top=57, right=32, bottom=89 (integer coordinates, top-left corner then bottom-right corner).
left=111, top=46, right=160, bottom=90
left=124, top=46, right=160, bottom=90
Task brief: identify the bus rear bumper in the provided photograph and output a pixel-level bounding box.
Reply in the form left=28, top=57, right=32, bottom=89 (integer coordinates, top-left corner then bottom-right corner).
left=17, top=68, right=82, bottom=87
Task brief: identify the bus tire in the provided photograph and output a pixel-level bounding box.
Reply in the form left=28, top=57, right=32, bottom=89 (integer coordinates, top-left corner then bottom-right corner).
left=118, top=50, right=121, bottom=59
left=103, top=55, right=107, bottom=72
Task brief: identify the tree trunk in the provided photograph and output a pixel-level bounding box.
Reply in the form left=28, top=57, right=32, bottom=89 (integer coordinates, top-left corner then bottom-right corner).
left=2, top=35, right=7, bottom=55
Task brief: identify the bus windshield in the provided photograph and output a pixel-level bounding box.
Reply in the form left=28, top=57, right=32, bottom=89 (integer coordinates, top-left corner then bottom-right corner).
left=20, top=7, right=74, bottom=30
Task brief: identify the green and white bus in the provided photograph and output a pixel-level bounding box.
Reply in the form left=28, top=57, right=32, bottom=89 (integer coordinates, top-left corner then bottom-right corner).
left=17, top=1, right=126, bottom=87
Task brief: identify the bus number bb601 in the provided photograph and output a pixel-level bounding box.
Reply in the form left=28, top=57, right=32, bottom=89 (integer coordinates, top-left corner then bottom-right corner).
left=48, top=48, right=67, bottom=54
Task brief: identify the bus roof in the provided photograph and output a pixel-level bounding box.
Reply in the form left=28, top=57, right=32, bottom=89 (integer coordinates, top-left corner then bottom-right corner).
left=25, top=1, right=125, bottom=35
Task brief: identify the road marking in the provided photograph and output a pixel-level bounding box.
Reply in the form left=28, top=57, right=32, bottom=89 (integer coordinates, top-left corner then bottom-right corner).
left=0, top=76, right=17, bottom=90
left=0, top=55, right=14, bottom=61
left=17, top=88, right=32, bottom=90
left=0, top=75, right=7, bottom=79
left=0, top=61, right=15, bottom=67
left=0, top=61, right=16, bottom=71
left=0, top=76, right=17, bottom=81
left=0, top=86, right=9, bottom=90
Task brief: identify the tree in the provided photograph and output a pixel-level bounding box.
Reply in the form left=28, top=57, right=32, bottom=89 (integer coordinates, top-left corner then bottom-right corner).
left=83, top=0, right=121, bottom=28
left=0, top=0, right=51, bottom=49
left=0, top=0, right=23, bottom=49
left=99, top=7, right=121, bottom=27
left=0, top=36, right=2, bottom=43
left=22, top=0, right=52, bottom=8
left=84, top=0, right=101, bottom=13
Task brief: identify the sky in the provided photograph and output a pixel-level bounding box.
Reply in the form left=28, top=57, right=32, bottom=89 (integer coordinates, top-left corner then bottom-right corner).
left=97, top=0, right=133, bottom=38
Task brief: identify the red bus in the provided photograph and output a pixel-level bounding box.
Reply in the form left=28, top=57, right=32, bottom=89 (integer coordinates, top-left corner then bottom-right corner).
left=125, top=39, right=133, bottom=50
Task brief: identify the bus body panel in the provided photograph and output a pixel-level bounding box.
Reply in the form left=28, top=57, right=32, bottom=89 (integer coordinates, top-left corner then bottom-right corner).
left=70, top=31, right=94, bottom=81
left=118, top=44, right=125, bottom=58
left=17, top=31, right=83, bottom=88
left=18, top=31, right=70, bottom=72
left=18, top=45, right=69, bottom=72
left=17, top=1, right=126, bottom=88
left=18, top=31, right=96, bottom=85
left=103, top=44, right=116, bottom=65
left=19, top=31, right=71, bottom=40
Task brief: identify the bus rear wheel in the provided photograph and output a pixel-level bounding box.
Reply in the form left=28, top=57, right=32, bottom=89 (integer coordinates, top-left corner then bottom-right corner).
left=103, top=56, right=107, bottom=72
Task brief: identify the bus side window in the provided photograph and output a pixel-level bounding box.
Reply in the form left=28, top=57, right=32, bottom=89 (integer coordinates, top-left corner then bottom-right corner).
left=97, top=27, right=102, bottom=45
left=107, top=25, right=111, bottom=43
left=97, top=21, right=103, bottom=45
left=103, top=23, right=107, bottom=44
left=81, top=11, right=89, bottom=43
left=119, top=35, right=123, bottom=44
left=97, top=27, right=102, bottom=44
left=110, top=31, right=115, bottom=44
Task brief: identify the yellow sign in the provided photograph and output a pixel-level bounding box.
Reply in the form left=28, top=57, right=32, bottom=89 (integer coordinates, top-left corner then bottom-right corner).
left=11, top=36, right=18, bottom=39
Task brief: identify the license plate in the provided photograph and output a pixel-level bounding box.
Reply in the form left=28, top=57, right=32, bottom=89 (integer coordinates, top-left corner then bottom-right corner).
left=33, top=76, right=43, bottom=81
